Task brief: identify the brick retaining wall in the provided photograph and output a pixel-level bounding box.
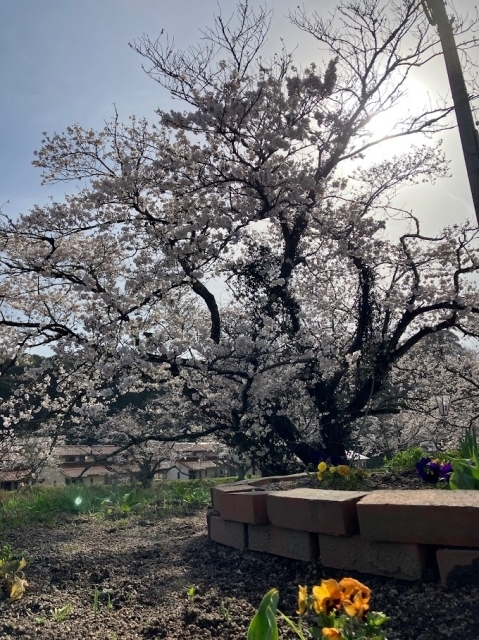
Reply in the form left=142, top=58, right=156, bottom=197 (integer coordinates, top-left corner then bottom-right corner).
left=208, top=475, right=479, bottom=587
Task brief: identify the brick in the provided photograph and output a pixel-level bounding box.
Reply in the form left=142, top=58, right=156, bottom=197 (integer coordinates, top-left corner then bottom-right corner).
left=206, top=508, right=220, bottom=539
left=248, top=524, right=271, bottom=553
left=437, top=549, right=479, bottom=587
left=218, top=490, right=269, bottom=524
left=357, top=491, right=479, bottom=547
left=208, top=514, right=246, bottom=551
left=249, top=524, right=319, bottom=561
left=267, top=489, right=368, bottom=535
left=318, top=533, right=428, bottom=581
left=210, top=482, right=251, bottom=511
left=248, top=473, right=308, bottom=487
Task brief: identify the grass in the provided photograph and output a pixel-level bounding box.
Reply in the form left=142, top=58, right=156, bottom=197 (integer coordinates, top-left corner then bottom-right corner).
left=0, top=476, right=238, bottom=530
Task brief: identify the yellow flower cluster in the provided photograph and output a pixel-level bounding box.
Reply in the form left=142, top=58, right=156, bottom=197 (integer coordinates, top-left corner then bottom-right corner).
left=317, top=461, right=353, bottom=481
left=297, top=577, right=372, bottom=635
left=317, top=462, right=365, bottom=482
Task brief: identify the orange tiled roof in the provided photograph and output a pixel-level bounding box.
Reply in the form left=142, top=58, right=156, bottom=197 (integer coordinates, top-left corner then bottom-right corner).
left=59, top=465, right=115, bottom=478
left=55, top=445, right=118, bottom=457
left=0, top=469, right=30, bottom=482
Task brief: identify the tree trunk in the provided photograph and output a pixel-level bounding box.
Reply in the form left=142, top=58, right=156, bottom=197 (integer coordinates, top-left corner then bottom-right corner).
left=319, top=412, right=348, bottom=460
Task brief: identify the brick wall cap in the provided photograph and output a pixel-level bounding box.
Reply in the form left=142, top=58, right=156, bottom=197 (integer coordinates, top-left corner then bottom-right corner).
left=267, top=488, right=369, bottom=502
left=213, top=484, right=265, bottom=493
left=358, top=490, right=479, bottom=507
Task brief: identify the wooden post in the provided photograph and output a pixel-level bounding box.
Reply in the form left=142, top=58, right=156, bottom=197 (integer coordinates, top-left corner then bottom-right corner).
left=423, top=0, right=479, bottom=225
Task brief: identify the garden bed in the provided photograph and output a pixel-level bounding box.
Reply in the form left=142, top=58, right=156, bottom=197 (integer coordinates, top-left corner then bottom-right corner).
left=257, top=468, right=434, bottom=492
left=1, top=506, right=479, bottom=639
left=209, top=474, right=479, bottom=591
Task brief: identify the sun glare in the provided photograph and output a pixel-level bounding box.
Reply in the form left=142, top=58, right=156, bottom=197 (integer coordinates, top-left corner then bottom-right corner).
left=360, top=78, right=435, bottom=163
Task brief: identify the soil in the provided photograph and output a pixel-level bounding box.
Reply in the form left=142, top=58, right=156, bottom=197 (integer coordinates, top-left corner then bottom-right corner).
left=1, top=501, right=478, bottom=640
left=259, top=468, right=438, bottom=492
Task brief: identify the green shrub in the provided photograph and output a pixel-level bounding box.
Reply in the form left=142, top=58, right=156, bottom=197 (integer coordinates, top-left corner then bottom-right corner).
left=383, top=446, right=427, bottom=472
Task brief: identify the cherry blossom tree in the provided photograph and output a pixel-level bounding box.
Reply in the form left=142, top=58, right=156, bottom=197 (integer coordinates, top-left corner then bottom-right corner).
left=1, top=0, right=479, bottom=470
left=354, top=331, right=479, bottom=457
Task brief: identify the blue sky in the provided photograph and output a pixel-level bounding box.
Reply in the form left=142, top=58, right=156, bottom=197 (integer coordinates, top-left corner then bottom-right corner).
left=0, top=0, right=476, bottom=230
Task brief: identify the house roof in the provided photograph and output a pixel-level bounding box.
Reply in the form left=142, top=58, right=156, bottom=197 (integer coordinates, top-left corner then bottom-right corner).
left=158, top=460, right=175, bottom=470
left=55, top=445, right=118, bottom=457
left=59, top=465, right=115, bottom=478
left=178, top=459, right=218, bottom=471
left=172, top=441, right=224, bottom=454
left=0, top=469, right=31, bottom=482
left=345, top=450, right=369, bottom=461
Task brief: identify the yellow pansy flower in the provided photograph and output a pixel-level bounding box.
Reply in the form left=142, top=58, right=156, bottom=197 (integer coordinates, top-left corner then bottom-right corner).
left=322, top=628, right=342, bottom=638
left=338, top=577, right=371, bottom=603
left=312, top=579, right=343, bottom=614
left=336, top=465, right=350, bottom=477
left=297, top=585, right=308, bottom=615
left=343, top=591, right=370, bottom=620
left=317, top=461, right=328, bottom=481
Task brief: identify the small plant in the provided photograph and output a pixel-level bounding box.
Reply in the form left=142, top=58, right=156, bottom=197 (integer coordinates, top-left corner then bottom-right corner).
left=165, top=482, right=210, bottom=508
left=311, top=462, right=366, bottom=490
left=0, top=545, right=28, bottom=601
left=98, top=491, right=141, bottom=519
left=52, top=602, right=73, bottom=622
left=248, top=578, right=389, bottom=640
left=0, top=544, right=13, bottom=562
left=93, top=586, right=113, bottom=615
left=93, top=586, right=99, bottom=617
left=186, top=585, right=197, bottom=598
left=415, top=429, right=479, bottom=489
left=445, top=427, right=479, bottom=490
left=383, top=446, right=426, bottom=472
left=221, top=597, right=234, bottom=620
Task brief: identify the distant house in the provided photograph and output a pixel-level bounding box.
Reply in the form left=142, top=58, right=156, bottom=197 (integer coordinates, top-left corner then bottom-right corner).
left=156, top=442, right=249, bottom=480
left=0, top=468, right=31, bottom=491
left=38, top=445, right=118, bottom=487
left=0, top=440, right=252, bottom=489
left=0, top=448, right=34, bottom=490
left=345, top=450, right=370, bottom=469
left=159, top=457, right=235, bottom=481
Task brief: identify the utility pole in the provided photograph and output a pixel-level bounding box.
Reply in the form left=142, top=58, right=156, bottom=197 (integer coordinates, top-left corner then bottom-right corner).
left=422, top=0, right=479, bottom=225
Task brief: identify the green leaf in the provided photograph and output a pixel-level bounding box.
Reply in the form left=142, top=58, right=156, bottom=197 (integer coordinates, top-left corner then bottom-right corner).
left=450, top=460, right=479, bottom=489
left=458, top=428, right=479, bottom=466
left=277, top=610, right=307, bottom=639
left=247, top=589, right=279, bottom=640
left=308, top=627, right=322, bottom=638
left=366, top=611, right=390, bottom=627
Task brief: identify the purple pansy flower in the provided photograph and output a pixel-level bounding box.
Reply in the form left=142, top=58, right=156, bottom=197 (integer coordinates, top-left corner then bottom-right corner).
left=416, top=457, right=440, bottom=483
left=439, top=462, right=453, bottom=479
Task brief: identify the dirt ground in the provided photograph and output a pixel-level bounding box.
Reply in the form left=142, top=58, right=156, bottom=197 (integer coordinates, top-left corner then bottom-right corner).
left=1, top=497, right=479, bottom=640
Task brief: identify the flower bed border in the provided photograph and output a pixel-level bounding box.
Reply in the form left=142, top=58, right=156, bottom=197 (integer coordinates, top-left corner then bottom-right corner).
left=208, top=474, right=479, bottom=587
